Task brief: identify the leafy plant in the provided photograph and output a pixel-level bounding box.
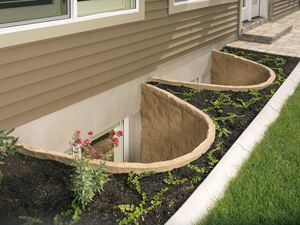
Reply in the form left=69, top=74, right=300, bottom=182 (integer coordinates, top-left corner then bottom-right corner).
left=118, top=172, right=167, bottom=225
left=209, top=113, right=244, bottom=138
left=186, top=142, right=223, bottom=183
left=205, top=142, right=223, bottom=173
left=71, top=156, right=111, bottom=211
left=53, top=205, right=82, bottom=225
left=265, top=89, right=275, bottom=98
left=127, top=171, right=157, bottom=194
left=0, top=128, right=23, bottom=185
left=172, top=89, right=205, bottom=101
left=54, top=130, right=112, bottom=225
left=19, top=216, right=42, bottom=225
left=164, top=171, right=187, bottom=185
left=236, top=89, right=262, bottom=108
left=204, top=92, right=242, bottom=114
left=0, top=128, right=23, bottom=165
left=191, top=176, right=202, bottom=184
left=118, top=188, right=168, bottom=225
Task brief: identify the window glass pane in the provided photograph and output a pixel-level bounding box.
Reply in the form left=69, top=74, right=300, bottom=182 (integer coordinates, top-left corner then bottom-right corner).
left=243, top=0, right=246, bottom=7
left=252, top=0, right=258, bottom=5
left=92, top=121, right=124, bottom=163
left=78, top=0, right=136, bottom=17
left=0, top=0, right=68, bottom=25
left=174, top=0, right=189, bottom=3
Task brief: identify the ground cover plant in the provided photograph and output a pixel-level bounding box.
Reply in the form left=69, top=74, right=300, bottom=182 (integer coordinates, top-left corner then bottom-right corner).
left=0, top=48, right=299, bottom=225
left=197, top=77, right=300, bottom=225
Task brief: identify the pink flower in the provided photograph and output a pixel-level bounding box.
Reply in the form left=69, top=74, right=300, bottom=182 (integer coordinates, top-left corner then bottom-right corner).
left=117, top=130, right=124, bottom=137
left=88, top=131, right=93, bottom=136
left=98, top=152, right=103, bottom=158
left=112, top=137, right=119, bottom=144
left=75, top=130, right=81, bottom=135
left=75, top=138, right=82, bottom=144
left=112, top=137, right=119, bottom=147
left=85, top=151, right=89, bottom=155
left=84, top=138, right=91, bottom=145
left=109, top=130, right=116, bottom=136
left=109, top=142, right=113, bottom=147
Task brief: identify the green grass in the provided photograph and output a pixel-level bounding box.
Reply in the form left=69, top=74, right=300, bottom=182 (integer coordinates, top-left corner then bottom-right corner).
left=197, top=83, right=300, bottom=225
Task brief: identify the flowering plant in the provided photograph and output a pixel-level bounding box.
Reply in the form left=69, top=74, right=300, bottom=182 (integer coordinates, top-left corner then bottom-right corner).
left=70, top=129, right=123, bottom=160
left=61, top=129, right=112, bottom=224
left=105, top=130, right=124, bottom=158
left=70, top=130, right=99, bottom=159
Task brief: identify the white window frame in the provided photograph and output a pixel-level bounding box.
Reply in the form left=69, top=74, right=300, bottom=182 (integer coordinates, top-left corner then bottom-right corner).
left=169, top=0, right=235, bottom=15
left=0, top=0, right=145, bottom=49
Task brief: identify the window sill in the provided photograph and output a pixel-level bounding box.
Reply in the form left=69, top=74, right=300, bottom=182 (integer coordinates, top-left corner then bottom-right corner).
left=0, top=0, right=145, bottom=49
left=169, top=0, right=235, bottom=15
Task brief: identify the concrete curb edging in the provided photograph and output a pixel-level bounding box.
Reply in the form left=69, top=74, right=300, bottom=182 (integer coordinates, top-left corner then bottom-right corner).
left=165, top=62, right=300, bottom=225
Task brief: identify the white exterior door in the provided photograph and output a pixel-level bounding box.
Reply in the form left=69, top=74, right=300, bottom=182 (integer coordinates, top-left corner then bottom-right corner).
left=251, top=0, right=260, bottom=18
left=242, top=0, right=260, bottom=21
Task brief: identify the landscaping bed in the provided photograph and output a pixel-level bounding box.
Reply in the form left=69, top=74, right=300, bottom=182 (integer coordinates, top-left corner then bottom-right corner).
left=0, top=47, right=299, bottom=225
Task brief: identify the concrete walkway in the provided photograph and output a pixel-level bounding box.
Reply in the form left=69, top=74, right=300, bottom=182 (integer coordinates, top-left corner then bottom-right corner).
left=227, top=10, right=300, bottom=57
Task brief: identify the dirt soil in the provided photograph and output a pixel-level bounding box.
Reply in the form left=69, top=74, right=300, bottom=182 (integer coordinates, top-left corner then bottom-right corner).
left=0, top=48, right=299, bottom=225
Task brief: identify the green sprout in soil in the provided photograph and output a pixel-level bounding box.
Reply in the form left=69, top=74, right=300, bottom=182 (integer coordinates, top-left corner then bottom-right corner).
left=236, top=89, right=262, bottom=108
left=265, top=89, right=276, bottom=98
left=172, top=89, right=206, bottom=102
left=118, top=171, right=168, bottom=225
left=164, top=171, right=187, bottom=185
left=19, top=216, right=43, bottom=225
left=186, top=142, right=223, bottom=184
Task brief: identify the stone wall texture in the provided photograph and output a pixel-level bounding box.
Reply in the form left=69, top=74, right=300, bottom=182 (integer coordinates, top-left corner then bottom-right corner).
left=140, top=83, right=213, bottom=163
left=211, top=50, right=275, bottom=88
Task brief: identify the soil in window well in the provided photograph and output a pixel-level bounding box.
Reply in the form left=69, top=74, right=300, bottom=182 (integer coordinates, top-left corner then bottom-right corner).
left=0, top=48, right=299, bottom=225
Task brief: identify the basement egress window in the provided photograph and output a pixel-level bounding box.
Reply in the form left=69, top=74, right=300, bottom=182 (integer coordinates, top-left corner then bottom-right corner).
left=91, top=119, right=129, bottom=163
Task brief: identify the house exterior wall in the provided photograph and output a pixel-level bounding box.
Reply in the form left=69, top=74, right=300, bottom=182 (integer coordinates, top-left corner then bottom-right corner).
left=1, top=0, right=239, bottom=152
left=270, top=0, right=300, bottom=21
left=10, top=40, right=235, bottom=153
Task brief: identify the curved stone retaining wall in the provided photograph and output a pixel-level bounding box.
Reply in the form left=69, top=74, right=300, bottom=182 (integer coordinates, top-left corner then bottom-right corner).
left=149, top=50, right=275, bottom=92
left=16, top=83, right=215, bottom=174
left=211, top=50, right=276, bottom=89
left=140, top=83, right=214, bottom=163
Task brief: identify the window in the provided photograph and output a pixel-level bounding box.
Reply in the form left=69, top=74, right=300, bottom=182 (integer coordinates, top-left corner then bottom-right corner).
left=91, top=119, right=129, bottom=163
left=169, top=0, right=235, bottom=15
left=0, top=0, right=136, bottom=28
left=78, top=0, right=135, bottom=17
left=0, top=0, right=68, bottom=28
left=0, top=0, right=144, bottom=48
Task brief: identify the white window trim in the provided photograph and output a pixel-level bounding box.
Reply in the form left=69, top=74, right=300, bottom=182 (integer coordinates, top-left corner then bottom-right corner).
left=0, top=0, right=145, bottom=49
left=169, top=0, right=235, bottom=15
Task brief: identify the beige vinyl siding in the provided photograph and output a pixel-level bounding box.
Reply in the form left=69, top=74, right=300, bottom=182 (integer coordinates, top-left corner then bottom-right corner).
left=0, top=0, right=239, bottom=130
left=271, top=0, right=300, bottom=22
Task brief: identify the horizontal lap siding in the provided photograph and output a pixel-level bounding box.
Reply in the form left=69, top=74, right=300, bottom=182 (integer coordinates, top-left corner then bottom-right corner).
left=271, top=0, right=299, bottom=21
left=0, top=0, right=239, bottom=130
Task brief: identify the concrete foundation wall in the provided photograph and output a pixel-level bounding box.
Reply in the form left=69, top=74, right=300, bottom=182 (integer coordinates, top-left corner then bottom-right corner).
left=12, top=39, right=235, bottom=153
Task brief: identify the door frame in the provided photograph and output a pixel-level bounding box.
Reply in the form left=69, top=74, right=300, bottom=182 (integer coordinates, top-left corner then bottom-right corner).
left=239, top=0, right=268, bottom=36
